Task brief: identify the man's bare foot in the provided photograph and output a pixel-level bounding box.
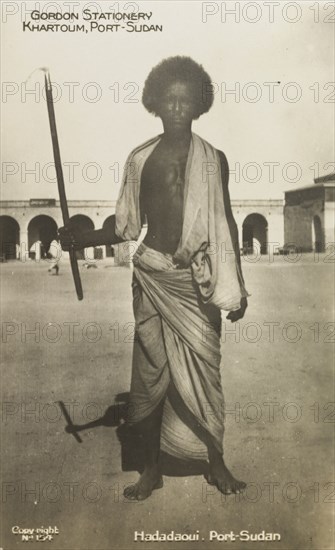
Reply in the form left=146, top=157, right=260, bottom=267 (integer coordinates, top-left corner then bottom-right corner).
left=123, top=467, right=163, bottom=500
left=206, top=461, right=246, bottom=495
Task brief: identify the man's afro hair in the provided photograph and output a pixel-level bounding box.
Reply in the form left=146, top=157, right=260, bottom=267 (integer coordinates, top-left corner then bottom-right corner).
left=142, top=56, right=214, bottom=119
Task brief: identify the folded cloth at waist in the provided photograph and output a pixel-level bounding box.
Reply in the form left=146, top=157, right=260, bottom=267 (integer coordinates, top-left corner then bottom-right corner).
left=129, top=242, right=224, bottom=460
left=133, top=242, right=188, bottom=272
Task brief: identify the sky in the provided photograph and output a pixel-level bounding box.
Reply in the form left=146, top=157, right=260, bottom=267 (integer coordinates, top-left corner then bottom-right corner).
left=1, top=0, right=334, bottom=202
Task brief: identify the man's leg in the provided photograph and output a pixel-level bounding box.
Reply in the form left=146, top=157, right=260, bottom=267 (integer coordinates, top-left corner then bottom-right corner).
left=206, top=438, right=246, bottom=494
left=123, top=399, right=165, bottom=500
left=199, top=304, right=246, bottom=494
left=166, top=383, right=246, bottom=495
left=123, top=275, right=170, bottom=500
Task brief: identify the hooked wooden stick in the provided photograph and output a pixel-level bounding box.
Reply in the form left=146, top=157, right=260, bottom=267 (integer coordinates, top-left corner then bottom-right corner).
left=42, top=67, right=83, bottom=300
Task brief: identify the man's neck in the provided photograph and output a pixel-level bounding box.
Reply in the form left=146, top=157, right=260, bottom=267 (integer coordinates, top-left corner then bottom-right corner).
left=161, top=130, right=192, bottom=150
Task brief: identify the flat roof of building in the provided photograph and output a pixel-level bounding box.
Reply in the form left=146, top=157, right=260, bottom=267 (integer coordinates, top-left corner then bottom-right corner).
left=285, top=181, right=335, bottom=195
left=315, top=172, right=335, bottom=184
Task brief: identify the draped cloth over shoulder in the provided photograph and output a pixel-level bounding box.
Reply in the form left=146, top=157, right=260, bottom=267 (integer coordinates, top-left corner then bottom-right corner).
left=115, top=133, right=248, bottom=310
left=115, top=133, right=248, bottom=460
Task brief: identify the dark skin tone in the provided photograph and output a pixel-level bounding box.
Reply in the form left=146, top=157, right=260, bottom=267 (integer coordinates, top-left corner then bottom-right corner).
left=59, top=81, right=247, bottom=499
left=140, top=136, right=189, bottom=255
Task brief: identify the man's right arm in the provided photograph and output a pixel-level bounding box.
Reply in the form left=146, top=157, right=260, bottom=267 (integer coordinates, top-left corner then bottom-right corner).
left=58, top=215, right=124, bottom=251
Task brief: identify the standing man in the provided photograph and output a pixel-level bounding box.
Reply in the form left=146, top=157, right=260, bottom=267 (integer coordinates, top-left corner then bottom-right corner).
left=47, top=238, right=61, bottom=275
left=59, top=56, right=248, bottom=501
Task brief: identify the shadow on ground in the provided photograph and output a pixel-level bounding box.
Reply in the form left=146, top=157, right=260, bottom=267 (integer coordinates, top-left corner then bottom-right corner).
left=59, top=392, right=208, bottom=478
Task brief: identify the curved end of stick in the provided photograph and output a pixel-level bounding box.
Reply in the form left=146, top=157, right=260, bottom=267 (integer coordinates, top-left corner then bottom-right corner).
left=25, top=66, right=50, bottom=84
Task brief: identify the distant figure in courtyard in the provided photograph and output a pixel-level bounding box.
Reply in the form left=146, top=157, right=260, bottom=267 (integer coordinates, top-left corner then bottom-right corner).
left=47, top=239, right=61, bottom=275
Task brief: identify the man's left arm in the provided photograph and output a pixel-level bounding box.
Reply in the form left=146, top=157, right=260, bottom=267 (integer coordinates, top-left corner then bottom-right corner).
left=218, top=149, right=248, bottom=322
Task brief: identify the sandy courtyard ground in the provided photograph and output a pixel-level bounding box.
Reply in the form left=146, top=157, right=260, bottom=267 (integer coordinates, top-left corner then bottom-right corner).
left=1, top=254, right=334, bottom=550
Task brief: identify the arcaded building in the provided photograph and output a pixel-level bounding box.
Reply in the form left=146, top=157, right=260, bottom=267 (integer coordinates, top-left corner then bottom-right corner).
left=1, top=173, right=334, bottom=260
left=0, top=198, right=284, bottom=260
left=284, top=173, right=335, bottom=252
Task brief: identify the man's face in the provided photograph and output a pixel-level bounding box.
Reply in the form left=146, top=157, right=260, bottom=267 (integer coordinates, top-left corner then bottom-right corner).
left=157, top=81, right=196, bottom=133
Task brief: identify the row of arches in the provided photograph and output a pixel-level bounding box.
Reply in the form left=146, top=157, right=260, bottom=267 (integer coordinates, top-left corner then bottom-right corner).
left=0, top=214, right=115, bottom=260
left=0, top=212, right=325, bottom=260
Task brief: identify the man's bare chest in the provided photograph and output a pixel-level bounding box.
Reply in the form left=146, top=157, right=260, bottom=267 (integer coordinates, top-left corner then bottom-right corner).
left=140, top=147, right=189, bottom=205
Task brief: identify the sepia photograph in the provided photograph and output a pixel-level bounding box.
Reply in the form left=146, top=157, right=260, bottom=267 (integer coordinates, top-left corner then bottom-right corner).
left=1, top=1, right=334, bottom=549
